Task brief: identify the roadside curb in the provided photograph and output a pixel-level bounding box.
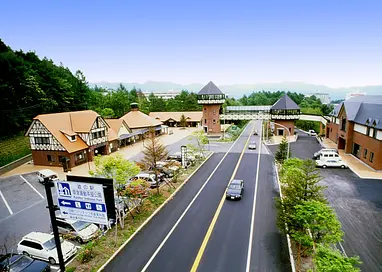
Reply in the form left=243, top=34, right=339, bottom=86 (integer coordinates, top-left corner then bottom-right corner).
left=97, top=151, right=214, bottom=272
left=274, top=163, right=296, bottom=272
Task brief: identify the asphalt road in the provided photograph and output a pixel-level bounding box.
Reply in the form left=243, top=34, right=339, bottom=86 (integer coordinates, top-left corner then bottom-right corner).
left=269, top=130, right=382, bottom=272
left=104, top=121, right=291, bottom=272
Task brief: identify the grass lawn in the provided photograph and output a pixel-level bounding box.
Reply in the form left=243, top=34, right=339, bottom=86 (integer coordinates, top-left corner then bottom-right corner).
left=0, top=135, right=31, bottom=167
left=66, top=158, right=208, bottom=272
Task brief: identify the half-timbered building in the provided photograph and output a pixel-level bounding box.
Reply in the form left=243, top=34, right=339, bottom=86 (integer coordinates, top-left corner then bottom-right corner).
left=25, top=110, right=110, bottom=168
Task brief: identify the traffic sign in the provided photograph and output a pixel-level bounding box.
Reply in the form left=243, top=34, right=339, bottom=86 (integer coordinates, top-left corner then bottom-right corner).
left=55, top=181, right=108, bottom=225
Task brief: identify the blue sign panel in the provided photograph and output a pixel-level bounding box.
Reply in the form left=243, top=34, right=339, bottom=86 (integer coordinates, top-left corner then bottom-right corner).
left=55, top=181, right=108, bottom=225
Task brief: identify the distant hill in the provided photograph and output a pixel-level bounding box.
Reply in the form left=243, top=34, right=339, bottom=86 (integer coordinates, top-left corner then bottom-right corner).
left=90, top=81, right=382, bottom=100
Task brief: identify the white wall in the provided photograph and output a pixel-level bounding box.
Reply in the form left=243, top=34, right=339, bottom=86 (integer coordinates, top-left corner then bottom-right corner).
left=377, top=130, right=382, bottom=140
left=354, top=124, right=367, bottom=135
left=118, top=125, right=131, bottom=136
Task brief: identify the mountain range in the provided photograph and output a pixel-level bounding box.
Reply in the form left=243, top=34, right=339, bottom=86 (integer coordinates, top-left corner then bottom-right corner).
left=89, top=81, right=382, bottom=100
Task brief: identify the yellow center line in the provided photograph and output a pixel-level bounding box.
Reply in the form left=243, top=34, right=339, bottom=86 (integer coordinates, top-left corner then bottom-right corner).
left=190, top=122, right=256, bottom=272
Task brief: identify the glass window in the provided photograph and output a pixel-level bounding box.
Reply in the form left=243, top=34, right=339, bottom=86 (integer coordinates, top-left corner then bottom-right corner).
left=71, top=135, right=76, bottom=141
left=213, top=119, right=216, bottom=124
left=72, top=221, right=91, bottom=232
left=29, top=241, right=43, bottom=250
left=47, top=155, right=55, bottom=162
left=363, top=149, right=368, bottom=159
left=370, top=152, right=374, bottom=163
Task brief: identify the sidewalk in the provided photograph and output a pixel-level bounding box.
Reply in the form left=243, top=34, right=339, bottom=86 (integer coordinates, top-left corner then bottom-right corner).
left=0, top=127, right=199, bottom=180
left=321, top=138, right=382, bottom=180
left=265, top=134, right=298, bottom=145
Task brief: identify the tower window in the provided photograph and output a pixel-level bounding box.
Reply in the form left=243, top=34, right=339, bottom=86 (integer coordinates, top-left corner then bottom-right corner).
left=213, top=119, right=216, bottom=124
left=205, top=119, right=207, bottom=124
left=213, top=110, right=216, bottom=115
left=204, top=108, right=206, bottom=112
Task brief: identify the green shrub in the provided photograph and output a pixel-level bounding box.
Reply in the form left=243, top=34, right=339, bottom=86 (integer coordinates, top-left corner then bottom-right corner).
left=77, top=242, right=96, bottom=263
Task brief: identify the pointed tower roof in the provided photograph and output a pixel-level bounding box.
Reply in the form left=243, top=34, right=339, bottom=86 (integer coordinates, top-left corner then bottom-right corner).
left=271, top=94, right=300, bottom=110
left=198, top=81, right=224, bottom=95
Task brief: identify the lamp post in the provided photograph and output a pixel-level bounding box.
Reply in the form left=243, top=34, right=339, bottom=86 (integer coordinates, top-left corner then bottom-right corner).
left=272, top=122, right=291, bottom=159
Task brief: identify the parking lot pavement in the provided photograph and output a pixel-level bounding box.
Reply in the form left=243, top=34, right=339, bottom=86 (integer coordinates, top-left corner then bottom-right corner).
left=0, top=173, right=45, bottom=220
left=0, top=172, right=51, bottom=252
left=268, top=131, right=382, bottom=271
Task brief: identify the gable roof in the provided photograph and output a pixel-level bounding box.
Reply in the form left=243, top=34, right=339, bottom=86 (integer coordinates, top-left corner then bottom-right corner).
left=271, top=94, right=300, bottom=110
left=149, top=111, right=202, bottom=122
left=105, top=119, right=132, bottom=141
left=120, top=110, right=162, bottom=129
left=343, top=95, right=382, bottom=129
left=198, top=81, right=224, bottom=95
left=28, top=110, right=102, bottom=153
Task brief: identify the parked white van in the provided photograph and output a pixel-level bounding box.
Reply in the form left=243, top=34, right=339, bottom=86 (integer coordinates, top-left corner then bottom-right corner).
left=313, top=149, right=338, bottom=160
left=316, top=158, right=347, bottom=169
left=37, top=169, right=59, bottom=183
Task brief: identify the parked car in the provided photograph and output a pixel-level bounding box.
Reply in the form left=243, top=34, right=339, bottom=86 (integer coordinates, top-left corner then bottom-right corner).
left=226, top=179, right=244, bottom=200
left=55, top=216, right=100, bottom=243
left=17, top=232, right=77, bottom=265
left=130, top=173, right=162, bottom=188
left=37, top=169, right=59, bottom=183
left=308, top=130, right=317, bottom=136
left=313, top=149, right=339, bottom=160
left=167, top=152, right=194, bottom=166
left=248, top=141, right=257, bottom=150
left=0, top=253, right=50, bottom=272
left=316, top=159, right=347, bottom=169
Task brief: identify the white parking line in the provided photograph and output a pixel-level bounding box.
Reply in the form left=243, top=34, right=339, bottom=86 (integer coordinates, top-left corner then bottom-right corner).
left=0, top=189, right=13, bottom=215
left=245, top=121, right=262, bottom=272
left=20, top=175, right=45, bottom=199
left=339, top=241, right=348, bottom=257
left=140, top=122, right=252, bottom=272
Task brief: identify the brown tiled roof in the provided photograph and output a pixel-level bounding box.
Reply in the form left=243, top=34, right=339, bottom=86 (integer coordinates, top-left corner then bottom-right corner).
left=105, top=119, right=131, bottom=141
left=120, top=110, right=162, bottom=129
left=30, top=110, right=100, bottom=153
left=149, top=111, right=202, bottom=122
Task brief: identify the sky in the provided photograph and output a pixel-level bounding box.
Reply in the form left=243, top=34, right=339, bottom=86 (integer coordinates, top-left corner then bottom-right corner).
left=1, top=0, right=381, bottom=88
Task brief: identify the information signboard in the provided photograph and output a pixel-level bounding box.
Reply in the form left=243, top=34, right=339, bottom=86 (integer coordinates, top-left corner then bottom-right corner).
left=55, top=181, right=108, bottom=225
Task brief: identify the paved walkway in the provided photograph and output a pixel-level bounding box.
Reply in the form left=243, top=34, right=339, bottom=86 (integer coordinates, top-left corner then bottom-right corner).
left=0, top=128, right=199, bottom=180
left=265, top=135, right=298, bottom=145
left=321, top=138, right=382, bottom=179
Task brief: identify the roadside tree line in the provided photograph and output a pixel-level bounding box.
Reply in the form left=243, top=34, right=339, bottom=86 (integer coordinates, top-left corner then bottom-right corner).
left=275, top=157, right=361, bottom=272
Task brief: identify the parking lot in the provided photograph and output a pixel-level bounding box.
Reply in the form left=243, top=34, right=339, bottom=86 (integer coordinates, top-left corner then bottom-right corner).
left=0, top=173, right=52, bottom=251
left=268, top=130, right=382, bottom=272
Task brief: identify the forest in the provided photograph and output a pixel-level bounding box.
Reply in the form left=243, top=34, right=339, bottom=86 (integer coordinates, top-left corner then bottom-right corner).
left=0, top=38, right=331, bottom=140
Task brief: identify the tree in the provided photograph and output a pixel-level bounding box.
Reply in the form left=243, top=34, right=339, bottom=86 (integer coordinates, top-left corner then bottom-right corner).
left=188, top=130, right=209, bottom=158
left=294, top=200, right=343, bottom=247
left=140, top=128, right=169, bottom=194
left=89, top=154, right=140, bottom=198
left=179, top=114, right=187, bottom=128
left=275, top=136, right=291, bottom=163
left=100, top=108, right=115, bottom=118
left=313, top=245, right=361, bottom=272
left=124, top=178, right=151, bottom=213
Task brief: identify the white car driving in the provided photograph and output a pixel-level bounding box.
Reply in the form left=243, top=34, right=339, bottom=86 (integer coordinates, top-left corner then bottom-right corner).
left=17, top=232, right=77, bottom=265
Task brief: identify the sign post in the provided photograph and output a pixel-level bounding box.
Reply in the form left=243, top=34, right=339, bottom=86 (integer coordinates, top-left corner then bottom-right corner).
left=181, top=145, right=187, bottom=168
left=43, top=178, right=65, bottom=272
left=55, top=181, right=108, bottom=225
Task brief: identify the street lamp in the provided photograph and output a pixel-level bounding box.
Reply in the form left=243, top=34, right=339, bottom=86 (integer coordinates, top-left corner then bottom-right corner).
left=272, top=122, right=291, bottom=159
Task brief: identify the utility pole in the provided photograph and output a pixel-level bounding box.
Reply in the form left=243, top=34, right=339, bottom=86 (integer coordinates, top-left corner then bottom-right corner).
left=43, top=177, right=65, bottom=272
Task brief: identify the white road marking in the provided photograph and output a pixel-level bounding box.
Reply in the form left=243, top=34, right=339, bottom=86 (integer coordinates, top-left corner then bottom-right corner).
left=0, top=189, right=13, bottom=215
left=245, top=121, right=263, bottom=272
left=0, top=199, right=45, bottom=224
left=141, top=122, right=252, bottom=272
left=20, top=175, right=45, bottom=199
left=339, top=241, right=348, bottom=257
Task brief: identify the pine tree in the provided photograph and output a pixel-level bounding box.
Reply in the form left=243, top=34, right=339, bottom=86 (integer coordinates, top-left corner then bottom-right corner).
left=275, top=135, right=291, bottom=163
left=179, top=114, right=187, bottom=128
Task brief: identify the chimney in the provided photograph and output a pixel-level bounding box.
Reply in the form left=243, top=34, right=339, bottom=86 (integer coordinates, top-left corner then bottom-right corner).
left=130, top=103, right=139, bottom=111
